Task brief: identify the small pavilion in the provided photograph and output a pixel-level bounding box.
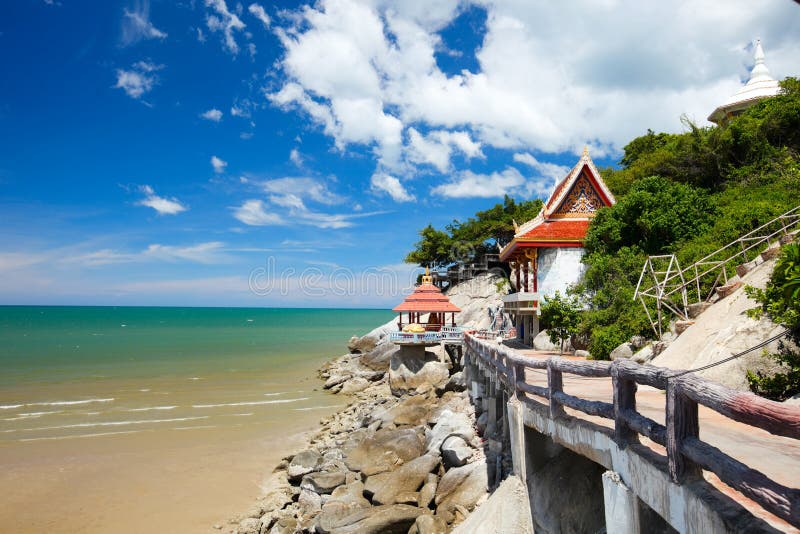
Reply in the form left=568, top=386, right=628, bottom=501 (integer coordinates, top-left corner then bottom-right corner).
left=392, top=269, right=461, bottom=332
left=708, top=40, right=781, bottom=125
left=499, top=148, right=616, bottom=345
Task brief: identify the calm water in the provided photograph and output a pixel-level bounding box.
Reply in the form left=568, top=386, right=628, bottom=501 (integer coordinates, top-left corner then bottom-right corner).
left=0, top=306, right=392, bottom=532
left=0, top=306, right=392, bottom=442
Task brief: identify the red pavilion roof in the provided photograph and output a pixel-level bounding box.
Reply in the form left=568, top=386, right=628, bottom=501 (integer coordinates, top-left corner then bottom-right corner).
left=516, top=219, right=590, bottom=243
left=392, top=283, right=461, bottom=313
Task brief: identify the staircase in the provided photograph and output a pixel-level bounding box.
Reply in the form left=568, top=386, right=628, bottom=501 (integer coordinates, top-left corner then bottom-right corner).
left=633, top=205, right=800, bottom=337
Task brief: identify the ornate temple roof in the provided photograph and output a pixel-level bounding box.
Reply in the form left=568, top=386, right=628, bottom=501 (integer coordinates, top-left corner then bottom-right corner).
left=499, top=148, right=615, bottom=260
left=392, top=279, right=461, bottom=313
left=708, top=40, right=781, bottom=125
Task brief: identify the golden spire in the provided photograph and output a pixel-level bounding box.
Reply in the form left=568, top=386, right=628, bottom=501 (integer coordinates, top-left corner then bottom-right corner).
left=582, top=145, right=589, bottom=158
left=421, top=266, right=433, bottom=285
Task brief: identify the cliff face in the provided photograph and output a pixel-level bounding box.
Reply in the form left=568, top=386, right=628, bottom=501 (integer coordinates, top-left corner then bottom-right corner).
left=651, top=258, right=787, bottom=391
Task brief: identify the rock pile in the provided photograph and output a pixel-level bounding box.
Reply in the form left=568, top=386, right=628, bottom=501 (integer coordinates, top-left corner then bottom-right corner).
left=230, top=347, right=495, bottom=534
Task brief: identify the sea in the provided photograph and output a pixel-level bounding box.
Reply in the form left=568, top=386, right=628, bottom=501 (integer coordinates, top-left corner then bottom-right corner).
left=0, top=306, right=392, bottom=533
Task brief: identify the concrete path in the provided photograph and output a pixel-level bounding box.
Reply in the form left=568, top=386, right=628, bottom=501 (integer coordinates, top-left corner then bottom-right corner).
left=511, top=348, right=800, bottom=533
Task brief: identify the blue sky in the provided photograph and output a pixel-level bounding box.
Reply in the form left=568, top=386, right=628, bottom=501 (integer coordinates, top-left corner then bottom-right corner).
left=0, top=0, right=798, bottom=307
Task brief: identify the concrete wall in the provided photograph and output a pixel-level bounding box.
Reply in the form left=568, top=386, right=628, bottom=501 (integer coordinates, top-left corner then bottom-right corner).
left=538, top=247, right=585, bottom=298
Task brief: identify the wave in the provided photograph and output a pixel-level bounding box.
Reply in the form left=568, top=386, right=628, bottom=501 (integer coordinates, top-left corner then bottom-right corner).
left=192, top=397, right=309, bottom=409
left=172, top=425, right=218, bottom=431
left=294, top=405, right=338, bottom=411
left=127, top=406, right=177, bottom=412
left=19, top=430, right=144, bottom=442
left=0, top=398, right=114, bottom=410
left=2, top=410, right=63, bottom=421
left=263, top=392, right=287, bottom=397
left=8, top=416, right=209, bottom=433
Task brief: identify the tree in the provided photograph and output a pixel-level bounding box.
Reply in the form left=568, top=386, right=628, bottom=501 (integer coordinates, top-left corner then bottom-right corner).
left=540, top=291, right=581, bottom=354
left=404, top=225, right=453, bottom=268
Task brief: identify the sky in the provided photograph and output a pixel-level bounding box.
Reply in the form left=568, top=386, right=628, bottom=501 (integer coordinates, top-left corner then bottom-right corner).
left=0, top=0, right=798, bottom=308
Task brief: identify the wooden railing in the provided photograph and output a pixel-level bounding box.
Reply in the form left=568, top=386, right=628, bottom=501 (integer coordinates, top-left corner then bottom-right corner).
left=464, top=334, right=800, bottom=527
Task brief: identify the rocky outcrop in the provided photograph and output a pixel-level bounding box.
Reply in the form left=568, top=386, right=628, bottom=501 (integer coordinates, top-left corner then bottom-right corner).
left=451, top=475, right=534, bottom=534
left=388, top=348, right=450, bottom=397
left=533, top=329, right=573, bottom=353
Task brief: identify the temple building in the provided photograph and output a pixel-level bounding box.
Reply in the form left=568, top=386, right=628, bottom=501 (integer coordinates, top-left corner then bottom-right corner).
left=708, top=40, right=781, bottom=125
left=499, top=148, right=615, bottom=345
left=392, top=269, right=461, bottom=333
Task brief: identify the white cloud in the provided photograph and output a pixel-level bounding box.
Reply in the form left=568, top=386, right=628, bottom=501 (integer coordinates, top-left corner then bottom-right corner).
left=370, top=172, right=415, bottom=202
left=205, top=0, right=246, bottom=54
left=432, top=167, right=526, bottom=198
left=137, top=185, right=187, bottom=215
left=211, top=155, right=227, bottom=173
left=270, top=0, right=799, bottom=184
left=200, top=108, right=223, bottom=122
left=513, top=152, right=571, bottom=197
left=121, top=1, right=167, bottom=46
left=289, top=148, right=303, bottom=167
left=253, top=176, right=344, bottom=205
left=248, top=3, right=271, bottom=28
left=233, top=199, right=286, bottom=226
left=142, top=242, right=228, bottom=264
left=114, top=61, right=162, bottom=100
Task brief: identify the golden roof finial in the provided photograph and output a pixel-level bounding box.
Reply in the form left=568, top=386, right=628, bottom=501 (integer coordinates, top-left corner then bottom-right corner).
left=583, top=145, right=589, bottom=157
left=421, top=266, right=433, bottom=285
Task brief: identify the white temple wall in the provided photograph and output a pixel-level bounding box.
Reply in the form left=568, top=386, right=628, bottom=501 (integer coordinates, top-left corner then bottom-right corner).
left=537, top=247, right=586, bottom=298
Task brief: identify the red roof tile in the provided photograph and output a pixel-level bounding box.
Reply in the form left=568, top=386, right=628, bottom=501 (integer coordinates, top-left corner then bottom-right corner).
left=392, top=283, right=461, bottom=313
left=517, top=219, right=590, bottom=242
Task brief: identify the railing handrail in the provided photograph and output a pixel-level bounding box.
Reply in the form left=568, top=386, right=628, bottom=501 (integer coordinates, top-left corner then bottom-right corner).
left=464, top=334, right=800, bottom=527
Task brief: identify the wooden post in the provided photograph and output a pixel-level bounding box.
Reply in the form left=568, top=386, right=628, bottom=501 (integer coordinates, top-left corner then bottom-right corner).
left=612, top=362, right=638, bottom=448
left=513, top=362, right=525, bottom=401
left=515, top=262, right=521, bottom=292
left=523, top=261, right=529, bottom=292
left=547, top=359, right=565, bottom=419
left=666, top=379, right=702, bottom=483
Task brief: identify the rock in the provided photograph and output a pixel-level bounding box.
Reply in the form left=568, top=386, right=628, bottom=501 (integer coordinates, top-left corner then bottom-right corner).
left=316, top=504, right=427, bottom=534
left=409, top=514, right=448, bottom=534
left=674, top=320, right=695, bottom=335
left=345, top=427, right=425, bottom=476
left=629, top=335, right=647, bottom=350
left=393, top=491, right=419, bottom=505
left=632, top=344, right=654, bottom=364
left=389, top=347, right=450, bottom=396
left=236, top=517, right=260, bottom=534
left=348, top=318, right=398, bottom=354
left=364, top=454, right=440, bottom=505
left=340, top=377, right=370, bottom=394
left=574, top=349, right=591, bottom=359
left=379, top=395, right=436, bottom=428
left=441, top=436, right=473, bottom=468
left=451, top=475, right=534, bottom=534
left=609, top=342, right=633, bottom=361
left=268, top=516, right=297, bottom=534
left=287, top=450, right=321, bottom=481
left=687, top=302, right=713, bottom=318
left=418, top=474, right=438, bottom=509
left=426, top=409, right=475, bottom=455
left=533, top=329, right=574, bottom=352
left=301, top=471, right=347, bottom=494
left=440, top=371, right=466, bottom=393
left=716, top=280, right=743, bottom=299
left=298, top=488, right=322, bottom=514
left=324, top=373, right=351, bottom=390
left=435, top=461, right=489, bottom=523
left=360, top=342, right=399, bottom=372
left=317, top=482, right=372, bottom=528
left=476, top=411, right=489, bottom=434
left=570, top=332, right=590, bottom=351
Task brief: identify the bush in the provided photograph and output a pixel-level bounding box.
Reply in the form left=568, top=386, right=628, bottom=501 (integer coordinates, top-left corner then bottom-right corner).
left=744, top=243, right=800, bottom=400
left=588, top=324, right=629, bottom=361
left=540, top=291, right=581, bottom=354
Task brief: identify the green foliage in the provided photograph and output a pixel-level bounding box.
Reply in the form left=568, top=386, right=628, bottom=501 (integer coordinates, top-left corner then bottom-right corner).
left=405, top=195, right=543, bottom=267
left=579, top=78, right=800, bottom=361
left=540, top=291, right=581, bottom=354
left=744, top=244, right=800, bottom=400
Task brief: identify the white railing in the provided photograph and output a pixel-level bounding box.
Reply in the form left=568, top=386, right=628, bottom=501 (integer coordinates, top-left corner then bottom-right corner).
left=389, top=331, right=443, bottom=343
left=440, top=326, right=465, bottom=342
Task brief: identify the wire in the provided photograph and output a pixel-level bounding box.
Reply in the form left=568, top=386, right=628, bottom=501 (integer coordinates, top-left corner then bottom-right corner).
left=667, top=328, right=791, bottom=379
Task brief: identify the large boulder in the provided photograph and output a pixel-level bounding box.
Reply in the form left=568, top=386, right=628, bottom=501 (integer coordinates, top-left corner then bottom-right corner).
left=364, top=454, right=440, bottom=505
left=345, top=428, right=425, bottom=476
left=425, top=409, right=475, bottom=455
left=533, top=330, right=573, bottom=352
left=409, top=514, right=448, bottom=534
left=441, top=436, right=473, bottom=468
left=300, top=471, right=347, bottom=494
left=609, top=342, right=633, bottom=361
left=451, top=475, right=534, bottom=534
left=378, top=395, right=437, bottom=428
left=389, top=348, right=449, bottom=396
left=317, top=481, right=371, bottom=528
left=348, top=318, right=398, bottom=354
left=287, top=450, right=321, bottom=481
left=434, top=461, right=489, bottom=523
left=340, top=377, right=371, bottom=394
left=360, top=342, right=399, bottom=372
left=316, top=504, right=428, bottom=534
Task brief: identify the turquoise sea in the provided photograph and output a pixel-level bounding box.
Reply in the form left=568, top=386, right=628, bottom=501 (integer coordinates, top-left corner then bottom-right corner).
left=0, top=306, right=393, bottom=533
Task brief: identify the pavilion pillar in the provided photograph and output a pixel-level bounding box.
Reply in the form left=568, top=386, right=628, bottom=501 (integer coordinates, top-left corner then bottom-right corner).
left=515, top=262, right=520, bottom=292
left=523, top=261, right=529, bottom=292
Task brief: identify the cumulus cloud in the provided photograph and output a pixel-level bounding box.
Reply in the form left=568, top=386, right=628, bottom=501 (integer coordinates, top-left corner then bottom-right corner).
left=370, top=172, right=415, bottom=202
left=114, top=61, right=162, bottom=100
left=513, top=152, right=571, bottom=197
left=200, top=108, right=223, bottom=121
left=136, top=185, right=187, bottom=214
left=121, top=1, right=167, bottom=46
left=205, top=0, right=246, bottom=54
left=289, top=148, right=303, bottom=167
left=249, top=176, right=344, bottom=205
left=248, top=3, right=271, bottom=28
left=270, top=0, right=799, bottom=187
left=432, top=167, right=527, bottom=199
left=234, top=199, right=286, bottom=226
left=211, top=155, right=227, bottom=173
left=234, top=195, right=385, bottom=229
left=64, top=242, right=228, bottom=266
